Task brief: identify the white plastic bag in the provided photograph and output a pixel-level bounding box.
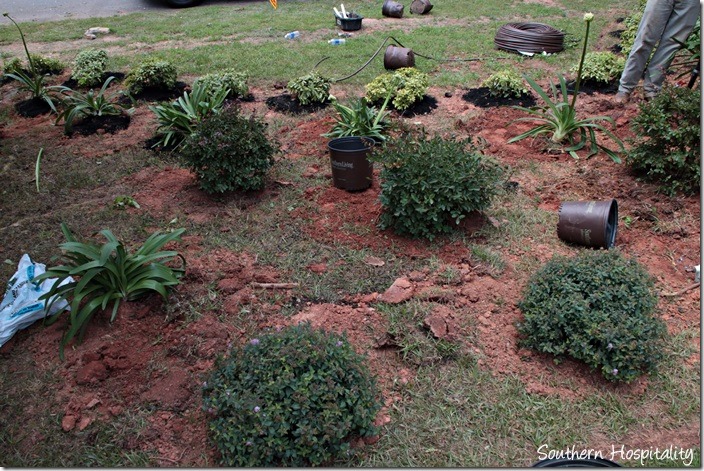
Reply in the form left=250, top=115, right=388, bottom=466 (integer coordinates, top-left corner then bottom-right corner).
left=0, top=254, right=73, bottom=347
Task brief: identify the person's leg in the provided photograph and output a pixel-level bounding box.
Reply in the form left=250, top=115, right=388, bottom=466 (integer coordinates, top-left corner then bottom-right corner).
left=618, top=0, right=673, bottom=95
left=643, top=0, right=700, bottom=95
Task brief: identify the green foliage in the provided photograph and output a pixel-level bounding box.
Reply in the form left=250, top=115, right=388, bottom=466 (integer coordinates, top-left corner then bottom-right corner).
left=125, top=58, right=177, bottom=95
left=29, top=54, right=65, bottom=75
left=517, top=250, right=666, bottom=383
left=570, top=51, right=625, bottom=83
left=365, top=67, right=429, bottom=111
left=149, top=81, right=228, bottom=149
left=193, top=68, right=248, bottom=99
left=287, top=71, right=331, bottom=105
left=370, top=133, right=505, bottom=240
left=71, top=49, right=108, bottom=88
left=55, top=76, right=134, bottom=134
left=112, top=195, right=140, bottom=209
left=3, top=57, right=22, bottom=75
left=202, top=323, right=382, bottom=466
left=481, top=69, right=528, bottom=98
left=323, top=92, right=392, bottom=141
left=181, top=105, right=277, bottom=193
left=627, top=85, right=701, bottom=195
left=35, top=224, right=186, bottom=359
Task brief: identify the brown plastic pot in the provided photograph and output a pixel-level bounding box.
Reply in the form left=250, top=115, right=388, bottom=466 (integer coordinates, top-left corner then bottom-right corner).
left=382, top=0, right=404, bottom=17
left=410, top=0, right=433, bottom=14
left=384, top=45, right=415, bottom=69
left=328, top=136, right=375, bottom=191
left=557, top=199, right=618, bottom=249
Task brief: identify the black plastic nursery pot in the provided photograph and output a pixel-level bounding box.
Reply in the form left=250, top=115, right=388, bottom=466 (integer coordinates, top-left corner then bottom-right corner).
left=557, top=199, right=618, bottom=249
left=327, top=136, right=375, bottom=191
left=336, top=13, right=363, bottom=31
left=382, top=0, right=404, bottom=17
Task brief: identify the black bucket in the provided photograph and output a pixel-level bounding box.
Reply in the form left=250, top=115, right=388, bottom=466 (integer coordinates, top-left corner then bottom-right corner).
left=328, top=136, right=375, bottom=191
left=336, top=12, right=363, bottom=31
left=382, top=0, right=404, bottom=17
left=533, top=458, right=621, bottom=467
left=557, top=199, right=618, bottom=249
left=384, top=45, right=415, bottom=69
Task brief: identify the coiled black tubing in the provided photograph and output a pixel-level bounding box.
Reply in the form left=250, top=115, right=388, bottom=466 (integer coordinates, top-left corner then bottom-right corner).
left=494, top=22, right=565, bottom=54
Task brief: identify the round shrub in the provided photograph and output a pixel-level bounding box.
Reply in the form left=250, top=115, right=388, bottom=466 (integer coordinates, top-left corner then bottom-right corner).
left=481, top=69, right=528, bottom=98
left=202, top=323, right=382, bottom=467
left=72, top=49, right=108, bottom=88
left=125, top=58, right=177, bottom=95
left=571, top=51, right=625, bottom=83
left=627, top=85, right=700, bottom=195
left=370, top=133, right=505, bottom=240
left=517, top=250, right=666, bottom=383
left=193, top=68, right=249, bottom=100
left=287, top=71, right=331, bottom=106
left=365, top=67, right=429, bottom=111
left=29, top=54, right=65, bottom=75
left=181, top=105, right=278, bottom=193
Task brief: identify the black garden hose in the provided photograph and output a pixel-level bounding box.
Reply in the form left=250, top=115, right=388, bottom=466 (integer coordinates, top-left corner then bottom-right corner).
left=494, top=22, right=565, bottom=54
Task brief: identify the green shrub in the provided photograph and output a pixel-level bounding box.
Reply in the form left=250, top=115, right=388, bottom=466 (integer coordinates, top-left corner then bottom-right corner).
left=35, top=223, right=186, bottom=359
left=365, top=67, right=429, bottom=111
left=202, top=323, right=382, bottom=466
left=72, top=49, right=108, bottom=88
left=370, top=133, right=505, bottom=240
left=149, top=81, right=228, bottom=149
left=571, top=51, right=625, bottom=83
left=323, top=94, right=393, bottom=141
left=3, top=57, right=23, bottom=75
left=287, top=71, right=331, bottom=105
left=627, top=85, right=700, bottom=195
left=125, top=58, right=177, bottom=95
left=181, top=105, right=278, bottom=193
left=193, top=68, right=249, bottom=99
left=517, top=250, right=665, bottom=383
left=481, top=69, right=528, bottom=98
left=29, top=54, right=65, bottom=75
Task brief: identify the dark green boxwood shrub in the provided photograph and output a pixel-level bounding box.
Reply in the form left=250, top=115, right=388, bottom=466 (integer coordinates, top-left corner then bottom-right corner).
left=370, top=133, right=505, bottom=240
left=517, top=250, right=666, bottom=383
left=125, top=58, right=177, bottom=95
left=193, top=68, right=249, bottom=100
left=181, top=105, right=278, bottom=193
left=202, top=323, right=382, bottom=467
left=627, top=85, right=700, bottom=195
left=72, top=49, right=108, bottom=88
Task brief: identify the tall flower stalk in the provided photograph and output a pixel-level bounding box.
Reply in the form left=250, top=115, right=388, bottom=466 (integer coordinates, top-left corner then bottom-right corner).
left=571, top=13, right=594, bottom=110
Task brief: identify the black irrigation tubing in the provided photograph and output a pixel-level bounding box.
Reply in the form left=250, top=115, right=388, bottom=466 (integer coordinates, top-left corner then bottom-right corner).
left=314, top=35, right=484, bottom=82
left=494, top=22, right=565, bottom=54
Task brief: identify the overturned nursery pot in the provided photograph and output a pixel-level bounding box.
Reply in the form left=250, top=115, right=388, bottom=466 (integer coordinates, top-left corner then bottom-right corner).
left=557, top=199, right=618, bottom=249
left=384, top=45, right=415, bottom=70
left=382, top=0, right=404, bottom=17
left=327, top=136, right=375, bottom=191
left=410, top=0, right=433, bottom=14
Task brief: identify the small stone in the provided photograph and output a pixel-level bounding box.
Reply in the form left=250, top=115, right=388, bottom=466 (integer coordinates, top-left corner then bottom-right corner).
left=444, top=91, right=453, bottom=98
left=76, top=361, right=108, bottom=385
left=61, top=415, right=77, bottom=431
left=85, top=398, right=101, bottom=409
left=378, top=277, right=414, bottom=304
left=77, top=416, right=92, bottom=431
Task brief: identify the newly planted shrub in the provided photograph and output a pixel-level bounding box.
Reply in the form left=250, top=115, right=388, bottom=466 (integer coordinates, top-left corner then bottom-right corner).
left=29, top=54, right=65, bottom=75
left=517, top=250, right=665, bottom=383
left=627, top=85, right=700, bottom=195
left=35, top=224, right=186, bottom=359
left=323, top=91, right=393, bottom=141
left=125, top=58, right=177, bottom=95
left=365, top=67, right=429, bottom=111
left=55, top=76, right=134, bottom=134
left=3, top=57, right=22, bottom=75
left=287, top=71, right=331, bottom=105
left=71, top=49, right=109, bottom=88
left=570, top=51, right=625, bottom=83
left=181, top=105, right=277, bottom=193
left=193, top=68, right=248, bottom=99
left=149, top=81, right=228, bottom=149
left=370, top=133, right=505, bottom=240
left=481, top=69, right=528, bottom=98
left=202, top=323, right=381, bottom=466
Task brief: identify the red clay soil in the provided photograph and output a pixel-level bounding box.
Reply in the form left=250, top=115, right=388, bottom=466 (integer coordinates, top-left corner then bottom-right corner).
left=0, top=81, right=699, bottom=466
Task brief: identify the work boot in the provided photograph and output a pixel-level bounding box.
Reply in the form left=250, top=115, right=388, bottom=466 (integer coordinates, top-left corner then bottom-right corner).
left=614, top=91, right=630, bottom=104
